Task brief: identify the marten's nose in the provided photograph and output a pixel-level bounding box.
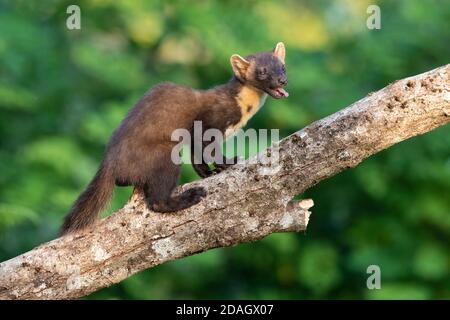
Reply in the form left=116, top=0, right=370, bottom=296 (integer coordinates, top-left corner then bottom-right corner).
left=278, top=77, right=288, bottom=86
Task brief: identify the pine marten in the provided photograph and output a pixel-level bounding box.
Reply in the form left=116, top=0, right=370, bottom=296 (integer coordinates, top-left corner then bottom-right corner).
left=61, top=42, right=288, bottom=234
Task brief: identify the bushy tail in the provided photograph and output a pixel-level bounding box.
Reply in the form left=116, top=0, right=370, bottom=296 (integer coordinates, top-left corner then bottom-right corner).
left=60, top=164, right=114, bottom=235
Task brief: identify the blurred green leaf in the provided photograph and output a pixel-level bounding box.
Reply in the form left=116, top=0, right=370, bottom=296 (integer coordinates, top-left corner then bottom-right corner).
left=297, top=242, right=341, bottom=295
left=0, top=203, right=38, bottom=229
left=366, top=283, right=431, bottom=300
left=413, top=243, right=448, bottom=280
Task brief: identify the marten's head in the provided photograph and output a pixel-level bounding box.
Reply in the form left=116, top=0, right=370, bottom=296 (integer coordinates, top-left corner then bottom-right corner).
left=230, top=42, right=288, bottom=99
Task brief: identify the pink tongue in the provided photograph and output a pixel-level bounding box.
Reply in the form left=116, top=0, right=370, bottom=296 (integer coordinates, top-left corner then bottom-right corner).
left=277, top=88, right=289, bottom=97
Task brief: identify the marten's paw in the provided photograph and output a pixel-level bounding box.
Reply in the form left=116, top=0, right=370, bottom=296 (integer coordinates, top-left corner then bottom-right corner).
left=195, top=167, right=215, bottom=178
left=213, top=156, right=241, bottom=173
left=200, top=170, right=216, bottom=178
left=183, top=187, right=207, bottom=203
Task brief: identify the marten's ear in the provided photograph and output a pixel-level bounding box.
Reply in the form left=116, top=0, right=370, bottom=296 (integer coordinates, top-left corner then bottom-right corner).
left=273, top=42, right=286, bottom=64
left=230, top=54, right=250, bottom=80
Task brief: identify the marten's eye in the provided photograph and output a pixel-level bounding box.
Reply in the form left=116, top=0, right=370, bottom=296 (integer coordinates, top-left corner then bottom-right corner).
left=281, top=65, right=286, bottom=73
left=258, top=67, right=268, bottom=79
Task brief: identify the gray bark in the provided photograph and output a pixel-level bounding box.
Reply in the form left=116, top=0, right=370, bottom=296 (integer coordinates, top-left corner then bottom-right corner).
left=0, top=64, right=449, bottom=300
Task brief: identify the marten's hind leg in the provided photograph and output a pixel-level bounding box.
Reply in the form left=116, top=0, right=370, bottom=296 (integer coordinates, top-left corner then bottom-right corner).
left=144, top=163, right=206, bottom=213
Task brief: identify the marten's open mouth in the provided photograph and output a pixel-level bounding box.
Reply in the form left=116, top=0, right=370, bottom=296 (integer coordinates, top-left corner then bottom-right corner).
left=267, top=87, right=289, bottom=99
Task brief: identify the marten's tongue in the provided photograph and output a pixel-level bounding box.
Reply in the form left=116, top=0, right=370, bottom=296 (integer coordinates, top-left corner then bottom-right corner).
left=274, top=87, right=289, bottom=98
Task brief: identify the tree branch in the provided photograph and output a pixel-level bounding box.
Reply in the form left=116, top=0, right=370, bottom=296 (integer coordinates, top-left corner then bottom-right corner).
left=1, top=65, right=449, bottom=300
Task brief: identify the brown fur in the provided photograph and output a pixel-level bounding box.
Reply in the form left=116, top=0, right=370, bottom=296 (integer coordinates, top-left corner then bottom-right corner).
left=61, top=43, right=288, bottom=235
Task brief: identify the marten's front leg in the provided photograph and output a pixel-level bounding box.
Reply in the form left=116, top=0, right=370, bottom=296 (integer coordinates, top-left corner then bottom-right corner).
left=190, top=114, right=242, bottom=177
left=191, top=136, right=239, bottom=176
left=191, top=140, right=238, bottom=176
left=190, top=139, right=215, bottom=178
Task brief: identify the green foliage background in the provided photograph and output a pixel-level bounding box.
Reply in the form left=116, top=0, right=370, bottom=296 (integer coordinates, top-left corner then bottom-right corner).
left=0, top=0, right=449, bottom=299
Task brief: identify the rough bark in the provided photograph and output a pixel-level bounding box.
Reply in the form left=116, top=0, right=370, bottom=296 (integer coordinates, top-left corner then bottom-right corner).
left=0, top=64, right=449, bottom=300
